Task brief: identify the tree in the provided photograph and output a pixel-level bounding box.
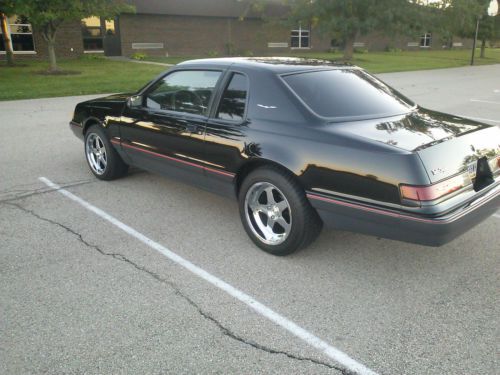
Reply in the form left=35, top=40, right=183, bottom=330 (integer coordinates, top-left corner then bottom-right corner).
left=477, top=14, right=495, bottom=57
left=477, top=0, right=500, bottom=57
left=286, top=0, right=427, bottom=60
left=430, top=0, right=489, bottom=48
left=15, top=0, right=134, bottom=72
left=0, top=0, right=16, bottom=66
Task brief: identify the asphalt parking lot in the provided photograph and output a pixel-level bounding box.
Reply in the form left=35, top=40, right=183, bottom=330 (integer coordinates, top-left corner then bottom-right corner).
left=1, top=64, right=499, bottom=375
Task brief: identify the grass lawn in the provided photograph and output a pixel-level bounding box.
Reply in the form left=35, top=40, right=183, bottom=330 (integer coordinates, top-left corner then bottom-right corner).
left=1, top=49, right=498, bottom=101
left=0, top=57, right=165, bottom=101
left=293, top=48, right=500, bottom=73
left=145, top=48, right=500, bottom=74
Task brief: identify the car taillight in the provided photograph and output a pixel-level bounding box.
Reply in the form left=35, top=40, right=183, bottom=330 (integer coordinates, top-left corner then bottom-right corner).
left=400, top=174, right=467, bottom=202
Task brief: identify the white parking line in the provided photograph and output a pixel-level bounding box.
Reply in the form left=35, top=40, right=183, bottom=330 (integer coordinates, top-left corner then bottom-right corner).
left=456, top=115, right=500, bottom=124
left=494, top=213, right=500, bottom=219
left=470, top=99, right=500, bottom=105
left=38, top=177, right=378, bottom=375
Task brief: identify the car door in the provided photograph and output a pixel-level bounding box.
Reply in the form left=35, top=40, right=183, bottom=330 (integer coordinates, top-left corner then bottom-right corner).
left=119, top=69, right=223, bottom=185
left=204, top=71, right=251, bottom=197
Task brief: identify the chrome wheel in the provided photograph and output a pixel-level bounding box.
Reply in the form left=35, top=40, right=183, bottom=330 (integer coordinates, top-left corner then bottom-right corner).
left=244, top=182, right=292, bottom=245
left=85, top=133, right=107, bottom=175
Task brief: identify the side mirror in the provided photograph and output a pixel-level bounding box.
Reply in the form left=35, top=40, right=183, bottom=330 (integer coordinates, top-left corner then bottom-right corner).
left=127, top=95, right=143, bottom=108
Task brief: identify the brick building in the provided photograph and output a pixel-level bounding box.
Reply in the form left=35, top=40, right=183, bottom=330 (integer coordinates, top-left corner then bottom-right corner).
left=0, top=0, right=472, bottom=60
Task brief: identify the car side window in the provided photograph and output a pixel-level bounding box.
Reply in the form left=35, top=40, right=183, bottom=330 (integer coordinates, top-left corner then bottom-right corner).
left=216, top=73, right=248, bottom=122
left=145, top=70, right=222, bottom=116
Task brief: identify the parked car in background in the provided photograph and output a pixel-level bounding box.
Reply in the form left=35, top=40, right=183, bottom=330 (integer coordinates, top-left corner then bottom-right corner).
left=70, top=57, right=500, bottom=255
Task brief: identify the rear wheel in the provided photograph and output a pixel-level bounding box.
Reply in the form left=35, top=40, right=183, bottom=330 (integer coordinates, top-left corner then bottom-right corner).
left=238, top=166, right=322, bottom=255
left=84, top=125, right=128, bottom=180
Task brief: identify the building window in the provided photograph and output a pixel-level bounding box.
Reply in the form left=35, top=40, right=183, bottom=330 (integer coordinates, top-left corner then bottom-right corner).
left=82, top=16, right=104, bottom=51
left=291, top=25, right=310, bottom=49
left=81, top=17, right=116, bottom=52
left=0, top=15, right=35, bottom=54
left=420, top=33, right=432, bottom=48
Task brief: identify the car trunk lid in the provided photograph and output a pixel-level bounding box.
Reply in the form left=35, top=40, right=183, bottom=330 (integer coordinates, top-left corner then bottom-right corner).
left=416, top=124, right=499, bottom=183
left=333, top=108, right=500, bottom=184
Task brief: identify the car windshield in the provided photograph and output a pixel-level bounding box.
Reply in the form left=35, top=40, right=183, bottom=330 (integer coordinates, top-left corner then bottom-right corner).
left=282, top=69, right=415, bottom=121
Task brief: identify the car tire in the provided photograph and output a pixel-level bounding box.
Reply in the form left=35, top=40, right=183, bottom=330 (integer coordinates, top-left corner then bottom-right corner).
left=84, top=125, right=128, bottom=180
left=238, top=166, right=322, bottom=255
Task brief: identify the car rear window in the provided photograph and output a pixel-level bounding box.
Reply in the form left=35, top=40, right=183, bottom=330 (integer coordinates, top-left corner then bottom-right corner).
left=282, top=69, right=415, bottom=120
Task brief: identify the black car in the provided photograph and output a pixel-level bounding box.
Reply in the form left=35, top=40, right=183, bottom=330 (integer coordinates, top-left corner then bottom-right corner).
left=70, top=57, right=500, bottom=255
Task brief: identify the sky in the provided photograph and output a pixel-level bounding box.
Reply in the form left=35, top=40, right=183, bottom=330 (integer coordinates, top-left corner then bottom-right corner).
left=419, top=0, right=498, bottom=15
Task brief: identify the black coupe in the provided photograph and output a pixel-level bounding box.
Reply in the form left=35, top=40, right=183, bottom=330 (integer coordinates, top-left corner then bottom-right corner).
left=70, top=57, right=500, bottom=255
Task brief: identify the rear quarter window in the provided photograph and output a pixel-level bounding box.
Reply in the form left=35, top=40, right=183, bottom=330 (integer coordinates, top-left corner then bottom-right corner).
left=217, top=73, right=248, bottom=122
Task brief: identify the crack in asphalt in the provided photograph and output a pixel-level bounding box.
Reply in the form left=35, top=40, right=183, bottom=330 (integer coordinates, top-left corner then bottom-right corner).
left=0, top=170, right=147, bottom=204
left=0, top=179, right=95, bottom=203
left=5, top=201, right=347, bottom=374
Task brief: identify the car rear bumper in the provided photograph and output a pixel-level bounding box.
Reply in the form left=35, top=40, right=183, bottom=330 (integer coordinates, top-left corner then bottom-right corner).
left=70, top=121, right=84, bottom=140
left=307, top=183, right=500, bottom=246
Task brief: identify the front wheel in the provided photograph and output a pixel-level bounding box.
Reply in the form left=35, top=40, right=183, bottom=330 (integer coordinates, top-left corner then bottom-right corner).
left=84, top=125, right=128, bottom=180
left=238, top=167, right=322, bottom=255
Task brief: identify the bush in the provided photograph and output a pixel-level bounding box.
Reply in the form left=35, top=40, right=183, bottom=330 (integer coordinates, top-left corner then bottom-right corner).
left=241, top=50, right=254, bottom=57
left=225, top=42, right=236, bottom=56
left=80, top=53, right=105, bottom=61
left=354, top=47, right=369, bottom=54
left=206, top=50, right=219, bottom=58
left=131, top=52, right=147, bottom=60
left=385, top=46, right=403, bottom=53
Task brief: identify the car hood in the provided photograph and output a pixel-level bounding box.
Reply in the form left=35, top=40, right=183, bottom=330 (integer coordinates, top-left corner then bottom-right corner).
left=85, top=93, right=133, bottom=105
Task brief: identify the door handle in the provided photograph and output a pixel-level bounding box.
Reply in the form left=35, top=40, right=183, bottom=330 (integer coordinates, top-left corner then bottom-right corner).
left=175, top=118, right=201, bottom=134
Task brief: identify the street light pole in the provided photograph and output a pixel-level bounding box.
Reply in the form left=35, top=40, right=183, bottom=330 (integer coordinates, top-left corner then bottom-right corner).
left=470, top=16, right=480, bottom=66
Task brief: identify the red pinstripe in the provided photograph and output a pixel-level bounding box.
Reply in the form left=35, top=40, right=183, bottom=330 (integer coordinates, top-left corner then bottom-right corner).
left=306, top=191, right=497, bottom=225
left=111, top=139, right=235, bottom=178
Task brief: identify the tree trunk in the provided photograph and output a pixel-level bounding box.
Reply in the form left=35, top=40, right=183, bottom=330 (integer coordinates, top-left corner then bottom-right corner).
left=0, top=13, right=15, bottom=66
left=47, top=37, right=58, bottom=72
left=40, top=21, right=60, bottom=72
left=343, top=33, right=356, bottom=60
left=480, top=38, right=486, bottom=58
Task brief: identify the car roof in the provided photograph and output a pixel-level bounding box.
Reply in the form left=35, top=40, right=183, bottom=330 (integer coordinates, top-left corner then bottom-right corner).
left=177, top=57, right=356, bottom=74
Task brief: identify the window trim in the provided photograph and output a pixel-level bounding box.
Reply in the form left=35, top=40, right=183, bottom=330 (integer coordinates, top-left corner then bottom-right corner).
left=290, top=25, right=310, bottom=50
left=213, top=71, right=250, bottom=125
left=420, top=33, right=432, bottom=48
left=0, top=50, right=36, bottom=55
left=0, top=18, right=36, bottom=54
left=141, top=68, right=225, bottom=118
